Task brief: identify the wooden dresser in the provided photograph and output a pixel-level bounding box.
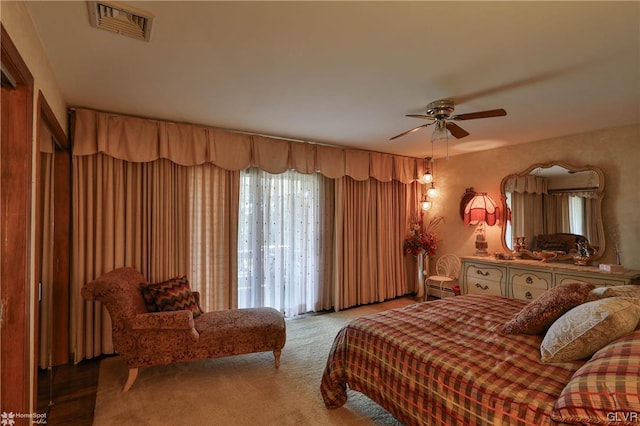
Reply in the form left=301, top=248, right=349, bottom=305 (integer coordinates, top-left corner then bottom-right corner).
left=461, top=256, right=640, bottom=302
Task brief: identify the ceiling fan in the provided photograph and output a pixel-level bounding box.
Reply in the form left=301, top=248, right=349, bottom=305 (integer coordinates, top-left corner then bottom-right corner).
left=390, top=99, right=507, bottom=141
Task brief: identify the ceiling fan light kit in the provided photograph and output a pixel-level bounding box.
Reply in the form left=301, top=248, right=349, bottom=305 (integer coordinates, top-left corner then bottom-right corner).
left=390, top=99, right=507, bottom=156
left=431, top=120, right=450, bottom=143
left=399, top=98, right=506, bottom=213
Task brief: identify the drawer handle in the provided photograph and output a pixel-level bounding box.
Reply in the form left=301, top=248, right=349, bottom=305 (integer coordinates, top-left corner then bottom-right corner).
left=525, top=291, right=533, bottom=300
left=475, top=270, right=490, bottom=277
left=475, top=283, right=489, bottom=290
left=526, top=276, right=533, bottom=284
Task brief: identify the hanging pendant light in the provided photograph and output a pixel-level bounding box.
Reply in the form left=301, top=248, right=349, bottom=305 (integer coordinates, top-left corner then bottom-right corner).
left=420, top=194, right=432, bottom=211
left=427, top=183, right=438, bottom=198
left=421, top=157, right=433, bottom=183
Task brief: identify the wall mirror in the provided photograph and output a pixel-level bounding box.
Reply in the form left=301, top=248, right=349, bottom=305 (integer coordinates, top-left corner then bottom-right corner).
left=500, top=162, right=605, bottom=260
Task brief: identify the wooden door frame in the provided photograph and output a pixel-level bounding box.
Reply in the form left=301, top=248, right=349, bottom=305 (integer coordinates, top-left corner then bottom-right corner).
left=36, top=92, right=70, bottom=367
left=1, top=23, right=35, bottom=420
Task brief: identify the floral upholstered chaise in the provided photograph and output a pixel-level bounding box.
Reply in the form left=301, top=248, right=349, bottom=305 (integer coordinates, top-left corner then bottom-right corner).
left=81, top=267, right=286, bottom=391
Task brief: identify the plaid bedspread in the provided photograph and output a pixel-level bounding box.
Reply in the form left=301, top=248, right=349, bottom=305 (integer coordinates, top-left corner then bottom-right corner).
left=320, top=294, right=586, bottom=426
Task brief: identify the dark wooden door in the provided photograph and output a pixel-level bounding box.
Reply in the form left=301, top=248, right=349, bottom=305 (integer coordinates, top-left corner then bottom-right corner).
left=1, top=24, right=35, bottom=423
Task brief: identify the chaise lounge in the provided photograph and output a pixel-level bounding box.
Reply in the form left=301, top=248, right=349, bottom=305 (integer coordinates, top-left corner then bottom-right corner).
left=81, top=267, right=286, bottom=391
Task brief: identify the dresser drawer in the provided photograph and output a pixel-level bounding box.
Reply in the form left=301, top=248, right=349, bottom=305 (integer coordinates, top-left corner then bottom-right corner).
left=512, top=284, right=547, bottom=302
left=466, top=277, right=504, bottom=296
left=555, top=274, right=628, bottom=288
left=464, top=263, right=505, bottom=284
left=509, top=269, right=551, bottom=290
left=463, top=262, right=506, bottom=296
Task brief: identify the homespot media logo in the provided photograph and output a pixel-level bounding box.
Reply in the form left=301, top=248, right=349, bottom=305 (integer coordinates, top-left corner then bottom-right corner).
left=1, top=411, right=47, bottom=425
left=607, top=412, right=639, bottom=422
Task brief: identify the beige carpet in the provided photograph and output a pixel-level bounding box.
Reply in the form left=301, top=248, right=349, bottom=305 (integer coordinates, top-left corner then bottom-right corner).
left=94, top=297, right=418, bottom=426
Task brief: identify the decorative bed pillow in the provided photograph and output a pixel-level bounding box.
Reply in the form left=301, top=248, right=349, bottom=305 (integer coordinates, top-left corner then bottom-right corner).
left=499, top=282, right=595, bottom=335
left=541, top=297, right=640, bottom=363
left=551, top=329, right=640, bottom=425
left=586, top=285, right=640, bottom=302
left=140, top=283, right=159, bottom=312
left=146, top=276, right=203, bottom=318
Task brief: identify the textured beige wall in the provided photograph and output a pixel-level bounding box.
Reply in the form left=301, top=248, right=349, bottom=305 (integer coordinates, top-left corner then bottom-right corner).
left=428, top=124, right=640, bottom=271
left=1, top=1, right=68, bottom=133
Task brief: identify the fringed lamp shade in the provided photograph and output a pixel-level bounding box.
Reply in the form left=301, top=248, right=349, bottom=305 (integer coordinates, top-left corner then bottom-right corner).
left=464, top=193, right=500, bottom=226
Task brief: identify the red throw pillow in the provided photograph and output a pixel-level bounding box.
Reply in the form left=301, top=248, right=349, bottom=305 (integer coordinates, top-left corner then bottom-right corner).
left=140, top=283, right=159, bottom=312
left=147, top=276, right=202, bottom=318
left=500, top=282, right=595, bottom=335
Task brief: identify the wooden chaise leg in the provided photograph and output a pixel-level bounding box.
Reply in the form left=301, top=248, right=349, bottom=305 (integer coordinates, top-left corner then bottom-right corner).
left=123, top=368, right=139, bottom=392
left=273, top=350, right=281, bottom=368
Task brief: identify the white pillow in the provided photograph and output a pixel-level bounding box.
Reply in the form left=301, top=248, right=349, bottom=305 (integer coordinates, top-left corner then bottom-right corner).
left=540, top=297, right=640, bottom=363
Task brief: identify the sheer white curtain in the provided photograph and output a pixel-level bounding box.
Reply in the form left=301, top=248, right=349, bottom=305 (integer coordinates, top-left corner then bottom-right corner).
left=237, top=168, right=327, bottom=317
left=568, top=196, right=585, bottom=235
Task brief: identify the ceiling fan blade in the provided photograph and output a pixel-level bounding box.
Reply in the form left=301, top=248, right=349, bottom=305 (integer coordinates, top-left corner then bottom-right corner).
left=390, top=124, right=430, bottom=140
left=406, top=114, right=436, bottom=120
left=451, top=109, right=507, bottom=120
left=446, top=122, right=470, bottom=139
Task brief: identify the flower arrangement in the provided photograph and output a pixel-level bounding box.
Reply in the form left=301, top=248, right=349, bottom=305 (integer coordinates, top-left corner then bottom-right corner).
left=403, top=214, right=444, bottom=257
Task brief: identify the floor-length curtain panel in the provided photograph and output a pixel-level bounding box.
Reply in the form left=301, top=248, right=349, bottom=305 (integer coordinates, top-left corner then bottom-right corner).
left=318, top=176, right=335, bottom=311
left=546, top=194, right=571, bottom=233
left=511, top=192, right=544, bottom=244
left=334, top=178, right=375, bottom=309
left=237, top=168, right=330, bottom=317
left=72, top=154, right=190, bottom=362
left=189, top=163, right=240, bottom=311
left=543, top=194, right=557, bottom=234
left=585, top=197, right=600, bottom=248
left=373, top=179, right=411, bottom=299
left=38, top=152, right=54, bottom=369
left=146, top=159, right=190, bottom=279
left=334, top=176, right=414, bottom=311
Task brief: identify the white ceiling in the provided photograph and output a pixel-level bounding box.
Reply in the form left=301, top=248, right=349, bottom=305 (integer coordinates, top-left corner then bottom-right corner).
left=25, top=1, right=640, bottom=159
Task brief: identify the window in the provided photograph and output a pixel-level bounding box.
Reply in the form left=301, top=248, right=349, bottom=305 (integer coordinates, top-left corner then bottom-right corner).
left=238, top=168, right=325, bottom=317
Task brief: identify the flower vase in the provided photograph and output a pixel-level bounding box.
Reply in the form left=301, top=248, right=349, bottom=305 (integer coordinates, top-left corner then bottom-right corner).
left=415, top=252, right=427, bottom=299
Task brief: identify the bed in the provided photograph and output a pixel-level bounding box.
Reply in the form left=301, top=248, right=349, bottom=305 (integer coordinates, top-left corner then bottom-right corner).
left=320, top=293, right=640, bottom=426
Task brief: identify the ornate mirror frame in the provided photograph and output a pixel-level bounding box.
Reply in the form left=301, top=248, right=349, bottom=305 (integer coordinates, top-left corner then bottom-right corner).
left=500, top=161, right=605, bottom=260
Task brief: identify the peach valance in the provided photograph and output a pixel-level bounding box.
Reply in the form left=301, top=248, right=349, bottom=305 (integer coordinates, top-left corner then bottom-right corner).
left=504, top=175, right=548, bottom=194
left=72, top=108, right=424, bottom=183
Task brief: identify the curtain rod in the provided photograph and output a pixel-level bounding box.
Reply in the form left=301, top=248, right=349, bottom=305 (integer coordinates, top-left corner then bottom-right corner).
left=548, top=187, right=599, bottom=193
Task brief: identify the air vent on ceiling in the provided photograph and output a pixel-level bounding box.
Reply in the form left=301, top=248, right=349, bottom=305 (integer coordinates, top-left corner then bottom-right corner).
left=87, top=1, right=154, bottom=42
